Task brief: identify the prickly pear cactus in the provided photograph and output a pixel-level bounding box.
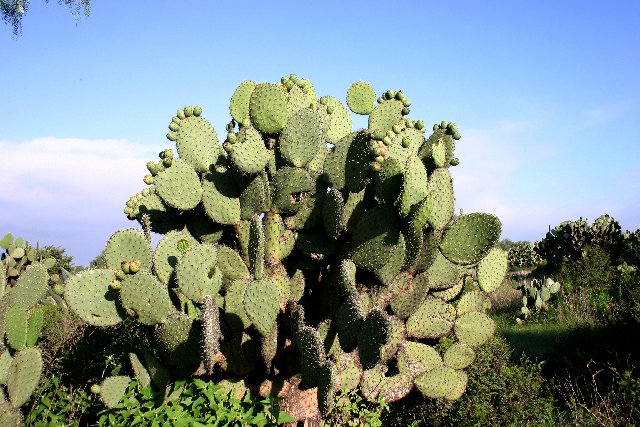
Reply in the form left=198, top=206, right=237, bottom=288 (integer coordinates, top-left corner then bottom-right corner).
left=62, top=75, right=509, bottom=421
left=515, top=277, right=561, bottom=320
left=534, top=214, right=624, bottom=267
left=0, top=234, right=56, bottom=417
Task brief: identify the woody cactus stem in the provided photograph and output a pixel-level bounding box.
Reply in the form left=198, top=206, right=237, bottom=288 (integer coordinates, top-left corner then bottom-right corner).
left=61, top=74, right=509, bottom=421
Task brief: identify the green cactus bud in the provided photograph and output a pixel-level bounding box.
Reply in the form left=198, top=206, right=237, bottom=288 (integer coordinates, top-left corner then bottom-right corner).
left=177, top=109, right=186, bottom=119
left=382, top=136, right=392, bottom=145
left=129, top=260, right=140, bottom=274
left=289, top=73, right=298, bottom=83
left=164, top=149, right=173, bottom=159
left=124, top=206, right=133, bottom=215
left=453, top=132, right=461, bottom=140
left=440, top=120, right=449, bottom=128
left=172, top=116, right=181, bottom=124
left=402, top=107, right=410, bottom=115
left=121, top=261, right=130, bottom=274
left=450, top=158, right=460, bottom=166
left=52, top=284, right=64, bottom=295
left=114, top=269, right=125, bottom=281
left=415, top=120, right=425, bottom=130
left=166, top=132, right=177, bottom=141
left=403, top=99, right=411, bottom=107
left=377, top=97, right=384, bottom=104
left=163, top=157, right=172, bottom=167
left=405, top=119, right=414, bottom=128
left=374, top=155, right=385, bottom=163
left=126, top=200, right=135, bottom=208
left=193, top=106, right=202, bottom=116
left=326, top=105, right=334, bottom=114
left=141, top=188, right=149, bottom=197
left=392, top=124, right=402, bottom=134
left=370, top=161, right=382, bottom=172
left=384, top=90, right=395, bottom=99
left=227, top=133, right=237, bottom=144
left=146, top=161, right=158, bottom=176
left=372, top=129, right=385, bottom=140
left=402, top=137, right=411, bottom=148
left=394, top=91, right=406, bottom=101
left=184, top=106, right=194, bottom=117
left=91, top=384, right=101, bottom=394
left=433, top=123, right=440, bottom=131
left=109, top=279, right=121, bottom=290
left=143, top=175, right=154, bottom=185
left=169, top=122, right=179, bottom=132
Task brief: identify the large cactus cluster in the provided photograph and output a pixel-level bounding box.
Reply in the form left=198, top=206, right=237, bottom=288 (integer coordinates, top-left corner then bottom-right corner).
left=535, top=214, right=624, bottom=266
left=60, top=75, right=508, bottom=422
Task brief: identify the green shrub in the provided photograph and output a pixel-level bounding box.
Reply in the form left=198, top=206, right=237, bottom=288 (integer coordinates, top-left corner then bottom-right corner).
left=382, top=334, right=557, bottom=426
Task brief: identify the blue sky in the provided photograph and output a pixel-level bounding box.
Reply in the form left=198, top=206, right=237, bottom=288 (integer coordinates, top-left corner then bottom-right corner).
left=1, top=0, right=638, bottom=267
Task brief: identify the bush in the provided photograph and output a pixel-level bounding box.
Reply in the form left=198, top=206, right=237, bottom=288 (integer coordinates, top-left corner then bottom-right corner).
left=382, top=334, right=557, bottom=426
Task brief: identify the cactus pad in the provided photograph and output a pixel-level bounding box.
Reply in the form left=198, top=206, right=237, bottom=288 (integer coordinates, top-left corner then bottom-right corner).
left=155, top=312, right=202, bottom=367
left=477, top=247, right=508, bottom=293
left=176, top=115, right=225, bottom=172
left=120, top=271, right=173, bottom=325
left=6, top=346, right=42, bottom=408
left=10, top=264, right=49, bottom=310
left=280, top=108, right=325, bottom=168
left=243, top=278, right=280, bottom=337
left=439, top=213, right=502, bottom=266
left=99, top=375, right=131, bottom=409
left=230, top=80, right=256, bottom=124
left=104, top=228, right=152, bottom=272
left=175, top=243, right=222, bottom=303
left=65, top=269, right=127, bottom=326
left=346, top=81, right=376, bottom=115
left=5, top=303, right=27, bottom=351
left=154, top=158, right=203, bottom=210
left=454, top=312, right=496, bottom=348
left=201, top=165, right=242, bottom=225
left=406, top=297, right=456, bottom=339
left=249, top=83, right=289, bottom=134
left=443, top=343, right=475, bottom=370
left=323, top=130, right=370, bottom=192
left=129, top=352, right=151, bottom=389
left=352, top=204, right=401, bottom=271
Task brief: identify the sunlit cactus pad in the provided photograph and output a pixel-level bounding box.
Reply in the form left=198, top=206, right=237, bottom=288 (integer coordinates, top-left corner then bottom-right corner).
left=61, top=73, right=508, bottom=421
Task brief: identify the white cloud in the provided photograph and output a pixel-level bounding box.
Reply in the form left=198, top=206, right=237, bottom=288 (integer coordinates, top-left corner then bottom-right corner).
left=449, top=120, right=566, bottom=242
left=583, top=100, right=636, bottom=123
left=1, top=137, right=158, bottom=265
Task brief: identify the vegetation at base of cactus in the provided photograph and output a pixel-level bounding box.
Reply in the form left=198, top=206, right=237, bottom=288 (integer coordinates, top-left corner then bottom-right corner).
left=58, top=74, right=508, bottom=420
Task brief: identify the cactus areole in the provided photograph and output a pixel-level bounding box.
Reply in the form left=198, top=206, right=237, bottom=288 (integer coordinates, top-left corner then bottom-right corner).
left=62, top=75, right=507, bottom=420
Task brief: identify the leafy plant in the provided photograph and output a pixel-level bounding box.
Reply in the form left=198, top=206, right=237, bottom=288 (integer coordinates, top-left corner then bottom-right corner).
left=95, top=378, right=295, bottom=427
